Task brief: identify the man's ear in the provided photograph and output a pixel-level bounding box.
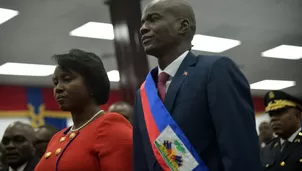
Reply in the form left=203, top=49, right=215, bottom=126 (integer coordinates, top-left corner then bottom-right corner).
left=294, top=109, right=302, bottom=120
left=177, top=18, right=190, bottom=34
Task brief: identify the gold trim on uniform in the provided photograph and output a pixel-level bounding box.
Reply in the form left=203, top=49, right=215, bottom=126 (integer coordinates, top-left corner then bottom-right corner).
left=69, top=133, right=76, bottom=139
left=55, top=148, right=62, bottom=156
left=45, top=152, right=51, bottom=159
left=269, top=91, right=275, bottom=99
left=280, top=161, right=285, bottom=166
left=60, top=137, right=66, bottom=142
left=265, top=100, right=296, bottom=112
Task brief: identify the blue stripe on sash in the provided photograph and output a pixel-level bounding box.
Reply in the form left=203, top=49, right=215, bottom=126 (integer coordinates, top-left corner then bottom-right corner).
left=144, top=72, right=208, bottom=171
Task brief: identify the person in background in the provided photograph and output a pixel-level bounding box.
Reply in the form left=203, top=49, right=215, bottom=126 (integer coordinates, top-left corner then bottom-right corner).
left=1, top=122, right=39, bottom=171
left=108, top=101, right=133, bottom=123
left=34, top=125, right=59, bottom=158
left=261, top=90, right=302, bottom=171
left=34, top=49, right=132, bottom=171
left=133, top=0, right=261, bottom=170
left=259, top=121, right=274, bottom=148
left=0, top=144, right=8, bottom=171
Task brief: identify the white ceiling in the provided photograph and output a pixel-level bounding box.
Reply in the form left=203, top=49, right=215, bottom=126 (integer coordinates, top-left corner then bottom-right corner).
left=0, top=0, right=301, bottom=98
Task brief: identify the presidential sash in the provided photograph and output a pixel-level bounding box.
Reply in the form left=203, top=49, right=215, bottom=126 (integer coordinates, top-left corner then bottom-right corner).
left=140, top=71, right=208, bottom=171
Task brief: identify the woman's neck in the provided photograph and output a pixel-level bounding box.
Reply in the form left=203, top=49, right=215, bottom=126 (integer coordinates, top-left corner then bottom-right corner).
left=70, top=103, right=100, bottom=129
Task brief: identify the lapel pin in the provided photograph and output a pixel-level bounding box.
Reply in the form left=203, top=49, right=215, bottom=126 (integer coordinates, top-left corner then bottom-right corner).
left=299, top=132, right=302, bottom=136
left=183, top=71, right=188, bottom=76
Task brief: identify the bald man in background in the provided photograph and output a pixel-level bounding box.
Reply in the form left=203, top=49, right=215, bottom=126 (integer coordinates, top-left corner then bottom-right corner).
left=34, top=125, right=59, bottom=158
left=258, top=121, right=274, bottom=148
left=1, top=122, right=39, bottom=171
left=108, top=101, right=133, bottom=123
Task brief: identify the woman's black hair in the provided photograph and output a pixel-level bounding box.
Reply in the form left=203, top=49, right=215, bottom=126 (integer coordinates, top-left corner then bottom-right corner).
left=52, top=49, right=110, bottom=105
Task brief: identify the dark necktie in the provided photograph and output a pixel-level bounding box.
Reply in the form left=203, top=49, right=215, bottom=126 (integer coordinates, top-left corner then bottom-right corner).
left=157, top=72, right=169, bottom=101
left=281, top=141, right=290, bottom=152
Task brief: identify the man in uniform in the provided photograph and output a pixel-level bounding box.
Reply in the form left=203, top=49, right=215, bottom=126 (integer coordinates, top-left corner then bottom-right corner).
left=261, top=90, right=302, bottom=170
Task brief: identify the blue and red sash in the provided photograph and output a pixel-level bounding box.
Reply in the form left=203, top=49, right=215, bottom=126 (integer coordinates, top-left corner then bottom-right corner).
left=140, top=71, right=208, bottom=171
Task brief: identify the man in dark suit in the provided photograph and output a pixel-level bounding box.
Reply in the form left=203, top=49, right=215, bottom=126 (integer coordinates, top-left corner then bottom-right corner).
left=1, top=122, right=39, bottom=171
left=261, top=91, right=302, bottom=171
left=133, top=0, right=261, bottom=170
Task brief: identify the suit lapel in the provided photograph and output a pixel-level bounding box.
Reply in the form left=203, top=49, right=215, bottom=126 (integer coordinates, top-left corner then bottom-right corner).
left=23, top=157, right=39, bottom=171
left=280, top=131, right=302, bottom=161
left=164, top=52, right=198, bottom=112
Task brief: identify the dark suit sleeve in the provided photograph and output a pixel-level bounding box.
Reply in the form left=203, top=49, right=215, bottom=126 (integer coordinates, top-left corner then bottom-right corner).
left=207, top=57, right=261, bottom=171
left=133, top=91, right=149, bottom=171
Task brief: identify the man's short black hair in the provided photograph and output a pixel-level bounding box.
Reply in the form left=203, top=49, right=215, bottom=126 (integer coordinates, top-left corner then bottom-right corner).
left=53, top=49, right=110, bottom=105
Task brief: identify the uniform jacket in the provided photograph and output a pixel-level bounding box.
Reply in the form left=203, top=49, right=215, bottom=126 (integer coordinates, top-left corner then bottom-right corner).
left=261, top=130, right=302, bottom=171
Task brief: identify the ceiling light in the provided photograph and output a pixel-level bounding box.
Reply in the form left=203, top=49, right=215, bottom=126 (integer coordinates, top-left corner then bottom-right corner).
left=261, top=45, right=302, bottom=60
left=191, top=34, right=241, bottom=53
left=0, top=8, right=19, bottom=25
left=107, top=70, right=119, bottom=82
left=0, top=62, right=56, bottom=76
left=250, top=80, right=296, bottom=90
left=69, top=22, right=114, bottom=40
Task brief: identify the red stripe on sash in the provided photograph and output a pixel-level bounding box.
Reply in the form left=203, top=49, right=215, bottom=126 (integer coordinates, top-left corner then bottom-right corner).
left=140, top=82, right=170, bottom=171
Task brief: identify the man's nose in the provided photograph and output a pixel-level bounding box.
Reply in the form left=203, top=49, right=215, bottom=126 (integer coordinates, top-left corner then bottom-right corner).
left=140, top=23, right=150, bottom=37
left=5, top=141, right=15, bottom=150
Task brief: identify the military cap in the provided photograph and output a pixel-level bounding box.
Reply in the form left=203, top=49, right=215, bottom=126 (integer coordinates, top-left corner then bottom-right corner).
left=264, top=90, right=302, bottom=112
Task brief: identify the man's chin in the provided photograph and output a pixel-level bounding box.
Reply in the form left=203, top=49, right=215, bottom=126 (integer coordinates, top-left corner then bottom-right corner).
left=6, top=157, right=21, bottom=166
left=274, top=130, right=283, bottom=137
left=143, top=46, right=159, bottom=57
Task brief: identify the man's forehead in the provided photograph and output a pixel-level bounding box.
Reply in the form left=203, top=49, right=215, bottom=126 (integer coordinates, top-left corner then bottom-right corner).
left=143, top=0, right=171, bottom=14
left=5, top=126, right=29, bottom=134
left=260, top=122, right=270, bottom=126
left=3, top=130, right=29, bottom=138
left=4, top=123, right=34, bottom=137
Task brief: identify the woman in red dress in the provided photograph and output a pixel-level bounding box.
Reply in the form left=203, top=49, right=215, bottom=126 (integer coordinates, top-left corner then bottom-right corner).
left=35, top=49, right=133, bottom=171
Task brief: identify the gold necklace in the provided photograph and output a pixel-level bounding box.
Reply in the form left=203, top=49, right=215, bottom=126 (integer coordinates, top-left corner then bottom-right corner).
left=70, top=110, right=104, bottom=132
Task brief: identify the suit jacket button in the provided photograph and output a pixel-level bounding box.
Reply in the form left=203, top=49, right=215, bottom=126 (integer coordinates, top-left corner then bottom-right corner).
left=45, top=152, right=51, bottom=159
left=280, top=161, right=285, bottom=166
